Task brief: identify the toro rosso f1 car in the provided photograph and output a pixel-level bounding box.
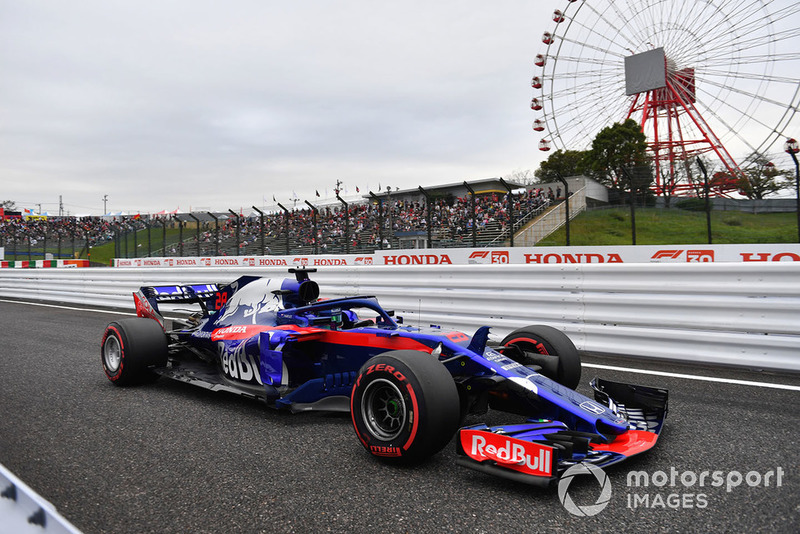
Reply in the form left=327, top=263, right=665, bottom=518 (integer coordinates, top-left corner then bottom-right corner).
left=101, top=268, right=668, bottom=486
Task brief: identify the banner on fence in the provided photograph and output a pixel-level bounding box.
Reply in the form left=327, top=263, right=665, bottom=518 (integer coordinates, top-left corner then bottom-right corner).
left=111, top=244, right=800, bottom=268
left=0, top=259, right=90, bottom=269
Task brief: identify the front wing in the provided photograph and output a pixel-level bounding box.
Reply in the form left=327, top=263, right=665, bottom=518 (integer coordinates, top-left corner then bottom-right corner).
left=456, top=378, right=668, bottom=486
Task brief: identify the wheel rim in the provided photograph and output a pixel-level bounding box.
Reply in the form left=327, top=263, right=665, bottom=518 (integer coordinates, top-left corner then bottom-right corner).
left=361, top=378, right=407, bottom=440
left=103, top=335, right=121, bottom=372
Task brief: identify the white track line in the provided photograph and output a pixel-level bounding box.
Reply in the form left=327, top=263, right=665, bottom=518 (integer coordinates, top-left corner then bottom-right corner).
left=3, top=298, right=799, bottom=392
left=0, top=299, right=136, bottom=315
left=584, top=362, right=800, bottom=392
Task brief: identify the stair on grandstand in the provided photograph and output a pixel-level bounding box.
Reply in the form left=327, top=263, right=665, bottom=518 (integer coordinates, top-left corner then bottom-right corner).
left=496, top=186, right=587, bottom=247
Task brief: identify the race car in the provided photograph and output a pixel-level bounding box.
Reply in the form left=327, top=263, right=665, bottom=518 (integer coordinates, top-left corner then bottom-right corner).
left=101, top=268, right=668, bottom=486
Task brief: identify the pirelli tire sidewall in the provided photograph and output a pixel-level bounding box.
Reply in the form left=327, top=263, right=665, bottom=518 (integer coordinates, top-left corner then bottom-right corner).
left=101, top=318, right=168, bottom=386
left=351, top=350, right=460, bottom=463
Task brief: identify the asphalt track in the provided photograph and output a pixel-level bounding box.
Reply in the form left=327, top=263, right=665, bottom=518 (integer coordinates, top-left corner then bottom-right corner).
left=1, top=299, right=798, bottom=533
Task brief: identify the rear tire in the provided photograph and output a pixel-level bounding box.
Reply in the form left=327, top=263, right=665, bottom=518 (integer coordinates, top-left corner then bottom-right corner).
left=500, top=325, right=581, bottom=390
left=101, top=318, right=168, bottom=385
left=351, top=350, right=460, bottom=463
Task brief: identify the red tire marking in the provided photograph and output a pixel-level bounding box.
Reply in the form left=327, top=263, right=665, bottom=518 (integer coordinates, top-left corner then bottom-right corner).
left=402, top=383, right=419, bottom=451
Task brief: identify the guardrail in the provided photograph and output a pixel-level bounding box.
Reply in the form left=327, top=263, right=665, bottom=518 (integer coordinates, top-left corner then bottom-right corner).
left=1, top=263, right=798, bottom=371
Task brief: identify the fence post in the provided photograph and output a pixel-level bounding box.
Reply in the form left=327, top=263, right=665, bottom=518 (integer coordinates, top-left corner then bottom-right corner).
left=228, top=209, right=240, bottom=255
left=463, top=181, right=477, bottom=247
left=208, top=212, right=219, bottom=257
left=369, top=192, right=383, bottom=250
left=335, top=195, right=349, bottom=254
left=499, top=178, right=515, bottom=247
left=277, top=203, right=290, bottom=255
left=555, top=172, right=570, bottom=246
left=696, top=158, right=713, bottom=244
left=418, top=186, right=432, bottom=248
left=252, top=206, right=266, bottom=255
left=177, top=216, right=184, bottom=257
left=188, top=213, right=201, bottom=256
left=304, top=201, right=319, bottom=255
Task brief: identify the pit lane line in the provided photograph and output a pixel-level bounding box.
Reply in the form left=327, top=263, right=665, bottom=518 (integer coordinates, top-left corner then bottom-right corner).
left=4, top=298, right=799, bottom=393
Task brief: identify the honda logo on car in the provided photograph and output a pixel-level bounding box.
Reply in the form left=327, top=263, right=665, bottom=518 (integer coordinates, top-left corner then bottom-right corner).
left=211, top=325, right=268, bottom=341
left=461, top=429, right=554, bottom=477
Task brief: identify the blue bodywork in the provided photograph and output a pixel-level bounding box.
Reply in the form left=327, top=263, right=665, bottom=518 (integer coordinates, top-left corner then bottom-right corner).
left=130, top=268, right=668, bottom=485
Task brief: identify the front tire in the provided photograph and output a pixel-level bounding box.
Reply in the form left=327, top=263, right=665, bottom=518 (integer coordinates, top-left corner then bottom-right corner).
left=101, top=318, right=168, bottom=385
left=351, top=350, right=460, bottom=463
left=500, top=325, right=581, bottom=390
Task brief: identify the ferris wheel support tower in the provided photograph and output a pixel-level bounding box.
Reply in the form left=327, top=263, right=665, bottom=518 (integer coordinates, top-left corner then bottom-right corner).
left=624, top=47, right=743, bottom=195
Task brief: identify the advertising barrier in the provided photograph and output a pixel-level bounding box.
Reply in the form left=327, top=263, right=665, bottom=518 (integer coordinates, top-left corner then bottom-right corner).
left=1, top=260, right=798, bottom=372
left=110, top=244, right=800, bottom=268
left=0, top=259, right=90, bottom=269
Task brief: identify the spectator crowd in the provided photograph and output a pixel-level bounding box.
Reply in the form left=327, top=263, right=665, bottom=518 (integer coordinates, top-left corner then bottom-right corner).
left=1, top=187, right=552, bottom=258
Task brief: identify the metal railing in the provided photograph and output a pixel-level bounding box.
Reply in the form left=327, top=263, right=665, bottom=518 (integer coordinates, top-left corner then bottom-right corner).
left=515, top=188, right=587, bottom=247
left=1, top=261, right=798, bottom=372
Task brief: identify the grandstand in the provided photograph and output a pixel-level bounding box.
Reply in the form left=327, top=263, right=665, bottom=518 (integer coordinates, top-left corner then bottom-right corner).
left=0, top=177, right=597, bottom=262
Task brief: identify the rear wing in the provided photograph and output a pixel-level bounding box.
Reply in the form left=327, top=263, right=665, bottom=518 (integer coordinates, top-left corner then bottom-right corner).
left=134, top=284, right=219, bottom=327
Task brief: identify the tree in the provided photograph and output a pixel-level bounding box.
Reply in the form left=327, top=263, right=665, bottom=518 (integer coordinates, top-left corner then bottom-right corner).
left=534, top=149, right=590, bottom=182
left=737, top=152, right=791, bottom=199
left=586, top=119, right=653, bottom=195
left=503, top=169, right=536, bottom=185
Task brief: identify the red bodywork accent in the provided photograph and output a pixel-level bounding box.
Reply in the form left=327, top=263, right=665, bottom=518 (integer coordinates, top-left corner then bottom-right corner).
left=460, top=429, right=554, bottom=477
left=591, top=430, right=659, bottom=457
left=210, top=324, right=431, bottom=353
left=133, top=291, right=164, bottom=329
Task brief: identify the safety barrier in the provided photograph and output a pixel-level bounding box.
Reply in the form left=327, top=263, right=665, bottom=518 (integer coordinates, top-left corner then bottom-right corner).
left=0, top=462, right=82, bottom=534
left=0, top=262, right=798, bottom=371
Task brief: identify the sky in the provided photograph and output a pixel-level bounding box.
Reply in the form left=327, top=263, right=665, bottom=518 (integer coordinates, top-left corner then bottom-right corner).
left=1, top=1, right=798, bottom=216
left=0, top=0, right=548, bottom=215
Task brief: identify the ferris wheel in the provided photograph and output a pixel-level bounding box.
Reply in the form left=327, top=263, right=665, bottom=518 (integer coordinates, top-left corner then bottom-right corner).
left=531, top=0, right=800, bottom=195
